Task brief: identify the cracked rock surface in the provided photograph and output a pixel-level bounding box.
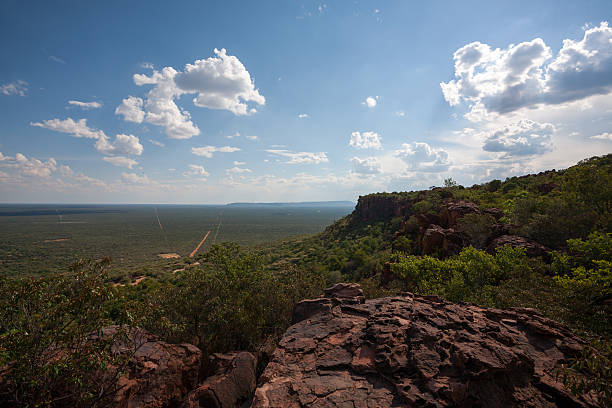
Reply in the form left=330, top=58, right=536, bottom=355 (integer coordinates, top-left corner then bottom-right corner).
left=251, top=284, right=596, bottom=407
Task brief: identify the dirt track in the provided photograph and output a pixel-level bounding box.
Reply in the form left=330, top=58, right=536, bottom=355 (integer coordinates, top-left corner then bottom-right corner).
left=189, top=230, right=211, bottom=257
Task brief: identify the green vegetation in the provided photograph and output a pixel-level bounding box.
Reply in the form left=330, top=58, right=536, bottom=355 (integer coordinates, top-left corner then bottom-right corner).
left=0, top=154, right=610, bottom=406
left=0, top=260, right=134, bottom=407
left=0, top=204, right=353, bottom=277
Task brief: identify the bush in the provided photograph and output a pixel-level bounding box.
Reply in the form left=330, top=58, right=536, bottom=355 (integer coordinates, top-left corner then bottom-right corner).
left=141, top=243, right=325, bottom=356
left=0, top=259, right=133, bottom=408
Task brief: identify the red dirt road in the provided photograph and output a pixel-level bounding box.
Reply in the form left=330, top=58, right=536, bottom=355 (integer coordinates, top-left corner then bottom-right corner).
left=189, top=230, right=211, bottom=257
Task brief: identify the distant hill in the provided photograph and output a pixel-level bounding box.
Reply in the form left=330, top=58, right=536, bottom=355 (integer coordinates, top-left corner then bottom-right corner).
left=226, top=201, right=355, bottom=208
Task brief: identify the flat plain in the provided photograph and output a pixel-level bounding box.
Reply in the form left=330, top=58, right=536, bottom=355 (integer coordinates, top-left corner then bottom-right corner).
left=0, top=203, right=353, bottom=276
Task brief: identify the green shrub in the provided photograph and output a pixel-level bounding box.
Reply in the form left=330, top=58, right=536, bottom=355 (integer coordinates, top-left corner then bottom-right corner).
left=0, top=259, right=133, bottom=408
left=141, top=243, right=325, bottom=356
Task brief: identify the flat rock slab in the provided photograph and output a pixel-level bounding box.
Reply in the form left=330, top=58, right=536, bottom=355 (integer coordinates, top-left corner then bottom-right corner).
left=252, top=292, right=597, bottom=407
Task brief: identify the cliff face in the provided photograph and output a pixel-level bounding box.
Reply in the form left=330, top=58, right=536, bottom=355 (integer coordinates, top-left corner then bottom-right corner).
left=354, top=194, right=413, bottom=222
left=252, top=284, right=597, bottom=408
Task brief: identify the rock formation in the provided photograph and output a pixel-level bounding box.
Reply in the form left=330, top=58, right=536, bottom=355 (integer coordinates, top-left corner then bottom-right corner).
left=181, top=352, right=258, bottom=408
left=487, top=235, right=551, bottom=258
left=110, top=327, right=202, bottom=408
left=252, top=284, right=597, bottom=407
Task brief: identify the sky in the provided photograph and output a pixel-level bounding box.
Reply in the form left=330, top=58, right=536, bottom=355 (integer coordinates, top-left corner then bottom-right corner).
left=0, top=0, right=610, bottom=204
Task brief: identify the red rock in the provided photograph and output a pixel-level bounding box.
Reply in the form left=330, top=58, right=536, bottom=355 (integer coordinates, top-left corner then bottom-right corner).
left=487, top=235, right=551, bottom=258
left=109, top=327, right=202, bottom=408
left=181, top=352, right=257, bottom=408
left=252, top=285, right=598, bottom=407
left=324, top=283, right=364, bottom=301
left=440, top=200, right=481, bottom=228
left=422, top=225, right=468, bottom=257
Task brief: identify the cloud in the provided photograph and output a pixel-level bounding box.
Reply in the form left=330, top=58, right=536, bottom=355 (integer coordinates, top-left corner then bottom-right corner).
left=298, top=113, right=309, bottom=118
left=246, top=135, right=259, bottom=140
left=115, top=96, right=145, bottom=123
left=265, top=149, right=328, bottom=164
left=395, top=111, right=405, bottom=117
left=233, top=161, right=246, bottom=165
left=49, top=55, right=66, bottom=64
left=95, top=134, right=144, bottom=156
left=31, top=118, right=105, bottom=139
left=174, top=48, right=265, bottom=115
left=183, top=164, right=210, bottom=178
left=133, top=67, right=200, bottom=139
left=351, top=157, right=382, bottom=174
left=226, top=132, right=240, bottom=139
left=349, top=131, right=382, bottom=149
left=68, top=100, right=102, bottom=109
left=141, top=62, right=154, bottom=69
left=121, top=172, right=151, bottom=184
left=103, top=156, right=139, bottom=169
left=395, top=142, right=451, bottom=172
left=31, top=118, right=143, bottom=157
left=148, top=138, right=165, bottom=147
left=363, top=96, right=378, bottom=108
left=441, top=22, right=612, bottom=118
left=0, top=152, right=57, bottom=178
left=482, top=120, right=554, bottom=156
left=226, top=166, right=252, bottom=174
left=191, top=145, right=241, bottom=158
left=591, top=132, right=612, bottom=140
left=1, top=80, right=28, bottom=96
left=129, top=49, right=264, bottom=139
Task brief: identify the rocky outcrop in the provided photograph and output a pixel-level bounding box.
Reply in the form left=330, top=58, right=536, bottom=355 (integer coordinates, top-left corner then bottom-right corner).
left=422, top=225, right=469, bottom=256
left=181, top=352, right=258, bottom=408
left=252, top=284, right=597, bottom=407
left=110, top=327, right=202, bottom=408
left=487, top=235, right=551, bottom=258
left=439, top=200, right=481, bottom=228
left=354, top=194, right=412, bottom=222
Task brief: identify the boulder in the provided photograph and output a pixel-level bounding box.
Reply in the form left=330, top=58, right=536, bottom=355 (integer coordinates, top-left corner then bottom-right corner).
left=440, top=200, right=481, bottom=228
left=324, top=282, right=364, bottom=301
left=293, top=284, right=365, bottom=324
left=422, top=225, right=468, bottom=257
left=110, top=327, right=202, bottom=408
left=181, top=352, right=258, bottom=408
left=487, top=235, right=551, bottom=258
left=252, top=285, right=597, bottom=407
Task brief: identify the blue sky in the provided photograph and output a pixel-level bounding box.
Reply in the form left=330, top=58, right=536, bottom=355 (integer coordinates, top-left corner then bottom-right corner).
left=0, top=0, right=610, bottom=203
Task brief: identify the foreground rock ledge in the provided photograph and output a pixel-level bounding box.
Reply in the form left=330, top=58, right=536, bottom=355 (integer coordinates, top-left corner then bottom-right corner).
left=252, top=284, right=597, bottom=407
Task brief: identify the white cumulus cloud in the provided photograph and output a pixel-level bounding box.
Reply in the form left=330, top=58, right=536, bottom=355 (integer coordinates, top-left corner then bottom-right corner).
left=183, top=164, right=210, bottom=178
left=482, top=120, right=554, bottom=156
left=298, top=113, right=309, bottom=118
left=191, top=145, right=241, bottom=158
left=351, top=157, right=382, bottom=174
left=441, top=22, right=612, bottom=118
left=130, top=49, right=265, bottom=139
left=0, top=152, right=57, bottom=178
left=591, top=132, right=612, bottom=140
left=349, top=131, right=382, bottom=149
left=115, top=96, right=145, bottom=123
left=68, top=100, right=102, bottom=109
left=30, top=118, right=143, bottom=158
left=31, top=118, right=105, bottom=139
left=121, top=172, right=151, bottom=184
left=395, top=142, right=451, bottom=172
left=363, top=96, right=378, bottom=108
left=265, top=149, right=328, bottom=164
left=227, top=167, right=252, bottom=174
left=95, top=134, right=143, bottom=156
left=103, top=156, right=139, bottom=169
left=1, top=80, right=28, bottom=96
